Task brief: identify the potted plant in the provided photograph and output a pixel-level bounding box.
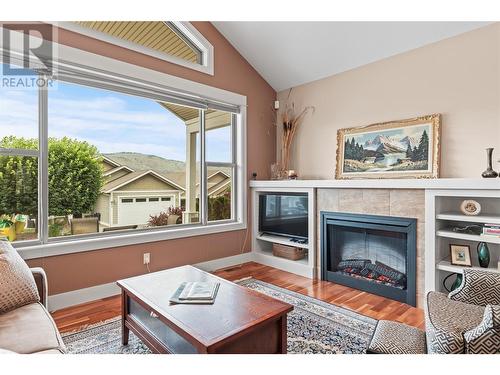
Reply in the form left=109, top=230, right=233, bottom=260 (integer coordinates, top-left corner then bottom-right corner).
left=0, top=217, right=16, bottom=242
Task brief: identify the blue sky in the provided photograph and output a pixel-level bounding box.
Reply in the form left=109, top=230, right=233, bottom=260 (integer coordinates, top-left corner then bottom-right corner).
left=0, top=76, right=231, bottom=162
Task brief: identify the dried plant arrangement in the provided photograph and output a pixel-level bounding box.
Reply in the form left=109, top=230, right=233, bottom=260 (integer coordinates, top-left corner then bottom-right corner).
left=279, top=89, right=314, bottom=174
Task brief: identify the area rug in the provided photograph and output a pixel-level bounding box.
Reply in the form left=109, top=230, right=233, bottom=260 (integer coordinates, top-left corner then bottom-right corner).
left=62, top=278, right=376, bottom=354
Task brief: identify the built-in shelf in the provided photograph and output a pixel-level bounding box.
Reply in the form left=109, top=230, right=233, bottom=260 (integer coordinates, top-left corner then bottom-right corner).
left=256, top=233, right=309, bottom=249
left=436, top=212, right=500, bottom=225
left=436, top=260, right=500, bottom=274
left=254, top=249, right=309, bottom=266
left=436, top=229, right=500, bottom=244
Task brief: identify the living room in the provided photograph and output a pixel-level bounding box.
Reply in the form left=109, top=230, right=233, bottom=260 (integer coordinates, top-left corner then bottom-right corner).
left=1, top=1, right=499, bottom=373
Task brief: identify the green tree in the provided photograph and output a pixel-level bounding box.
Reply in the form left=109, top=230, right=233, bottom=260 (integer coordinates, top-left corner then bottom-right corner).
left=0, top=137, right=39, bottom=218
left=415, top=130, right=429, bottom=161
left=0, top=136, right=104, bottom=218
left=406, top=143, right=413, bottom=159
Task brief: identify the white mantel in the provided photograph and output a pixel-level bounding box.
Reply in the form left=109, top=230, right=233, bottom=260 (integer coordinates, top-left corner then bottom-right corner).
left=250, top=178, right=500, bottom=190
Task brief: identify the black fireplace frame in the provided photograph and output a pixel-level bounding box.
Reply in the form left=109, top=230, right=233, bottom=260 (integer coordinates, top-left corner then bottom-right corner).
left=320, top=211, right=417, bottom=307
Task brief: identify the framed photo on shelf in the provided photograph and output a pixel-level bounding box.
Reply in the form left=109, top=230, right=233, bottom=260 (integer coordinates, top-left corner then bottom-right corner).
left=450, top=244, right=472, bottom=267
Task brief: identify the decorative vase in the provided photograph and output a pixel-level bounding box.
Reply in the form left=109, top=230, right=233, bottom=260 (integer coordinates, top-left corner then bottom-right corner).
left=477, top=242, right=490, bottom=268
left=450, top=273, right=463, bottom=291
left=481, top=148, right=498, bottom=178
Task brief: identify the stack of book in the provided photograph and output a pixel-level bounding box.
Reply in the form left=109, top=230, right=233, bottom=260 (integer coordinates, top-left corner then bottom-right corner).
left=170, top=281, right=220, bottom=304
left=482, top=224, right=500, bottom=238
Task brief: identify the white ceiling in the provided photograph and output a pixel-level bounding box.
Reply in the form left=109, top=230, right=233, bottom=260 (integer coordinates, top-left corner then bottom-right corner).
left=213, top=22, right=492, bottom=92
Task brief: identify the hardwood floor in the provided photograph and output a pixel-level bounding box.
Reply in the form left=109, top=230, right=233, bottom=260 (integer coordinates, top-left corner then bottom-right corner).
left=52, top=261, right=424, bottom=333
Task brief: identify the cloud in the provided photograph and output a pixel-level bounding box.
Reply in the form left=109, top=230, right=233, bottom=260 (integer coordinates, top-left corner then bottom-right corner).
left=0, top=87, right=189, bottom=159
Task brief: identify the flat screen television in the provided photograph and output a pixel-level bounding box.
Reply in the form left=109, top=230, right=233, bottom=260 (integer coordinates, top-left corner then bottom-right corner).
left=259, top=193, right=308, bottom=240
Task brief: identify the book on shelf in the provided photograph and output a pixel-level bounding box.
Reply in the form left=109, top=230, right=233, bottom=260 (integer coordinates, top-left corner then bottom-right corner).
left=169, top=282, right=220, bottom=304
left=484, top=224, right=500, bottom=229
left=482, top=225, right=500, bottom=237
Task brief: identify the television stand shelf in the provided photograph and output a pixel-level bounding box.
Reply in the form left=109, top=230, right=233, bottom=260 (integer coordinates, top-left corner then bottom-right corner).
left=256, top=233, right=309, bottom=250
left=251, top=187, right=316, bottom=279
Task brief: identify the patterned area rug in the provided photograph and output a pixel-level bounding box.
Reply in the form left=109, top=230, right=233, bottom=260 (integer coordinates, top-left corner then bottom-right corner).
left=62, top=278, right=376, bottom=354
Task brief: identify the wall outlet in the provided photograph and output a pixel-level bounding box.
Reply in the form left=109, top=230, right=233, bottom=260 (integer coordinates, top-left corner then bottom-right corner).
left=143, top=253, right=151, bottom=265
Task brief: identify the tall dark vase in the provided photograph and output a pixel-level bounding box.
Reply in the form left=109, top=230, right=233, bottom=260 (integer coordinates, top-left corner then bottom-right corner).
left=481, top=148, right=498, bottom=178
left=477, top=242, right=490, bottom=268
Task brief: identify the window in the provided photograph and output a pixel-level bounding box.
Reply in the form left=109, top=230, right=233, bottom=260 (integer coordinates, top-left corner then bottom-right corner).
left=57, top=22, right=214, bottom=75
left=0, top=52, right=243, bottom=251
left=205, top=110, right=235, bottom=222
left=0, top=66, right=39, bottom=243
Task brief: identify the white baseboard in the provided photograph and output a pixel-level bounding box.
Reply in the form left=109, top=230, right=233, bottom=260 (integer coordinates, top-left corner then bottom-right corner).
left=194, top=252, right=253, bottom=272
left=48, top=252, right=254, bottom=311
left=48, top=282, right=121, bottom=312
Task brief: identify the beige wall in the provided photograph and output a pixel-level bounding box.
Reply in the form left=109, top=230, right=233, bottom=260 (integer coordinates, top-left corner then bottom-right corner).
left=277, top=23, right=500, bottom=179
left=27, top=22, right=276, bottom=295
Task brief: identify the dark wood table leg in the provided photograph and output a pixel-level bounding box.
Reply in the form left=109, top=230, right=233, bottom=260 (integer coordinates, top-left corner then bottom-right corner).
left=121, top=290, right=130, bottom=345
left=279, top=315, right=288, bottom=354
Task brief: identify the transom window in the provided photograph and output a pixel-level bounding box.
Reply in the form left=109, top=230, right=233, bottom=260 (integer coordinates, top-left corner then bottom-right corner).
left=57, top=21, right=214, bottom=75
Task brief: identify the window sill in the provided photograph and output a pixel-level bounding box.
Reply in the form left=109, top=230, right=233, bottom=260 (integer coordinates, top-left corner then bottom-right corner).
left=16, top=221, right=246, bottom=260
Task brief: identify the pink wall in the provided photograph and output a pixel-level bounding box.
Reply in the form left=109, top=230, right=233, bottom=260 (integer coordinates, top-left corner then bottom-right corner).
left=26, top=22, right=276, bottom=295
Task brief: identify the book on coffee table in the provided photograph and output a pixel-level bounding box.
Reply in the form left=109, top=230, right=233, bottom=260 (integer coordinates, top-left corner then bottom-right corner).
left=170, top=281, right=220, bottom=304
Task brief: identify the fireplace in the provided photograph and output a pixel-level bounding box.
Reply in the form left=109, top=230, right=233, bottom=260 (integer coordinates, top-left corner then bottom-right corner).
left=321, top=212, right=416, bottom=306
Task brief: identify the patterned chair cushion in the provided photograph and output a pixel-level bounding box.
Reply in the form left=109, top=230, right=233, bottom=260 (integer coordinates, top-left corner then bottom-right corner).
left=367, top=320, right=426, bottom=354
left=449, top=269, right=500, bottom=306
left=0, top=241, right=40, bottom=314
left=464, top=305, right=500, bottom=354
left=425, top=292, right=484, bottom=354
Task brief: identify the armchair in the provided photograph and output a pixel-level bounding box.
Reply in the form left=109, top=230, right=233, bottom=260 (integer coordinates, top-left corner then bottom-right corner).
left=368, top=269, right=500, bottom=354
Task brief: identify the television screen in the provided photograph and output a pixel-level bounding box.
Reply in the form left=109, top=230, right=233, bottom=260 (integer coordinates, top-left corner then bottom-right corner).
left=259, top=193, right=308, bottom=239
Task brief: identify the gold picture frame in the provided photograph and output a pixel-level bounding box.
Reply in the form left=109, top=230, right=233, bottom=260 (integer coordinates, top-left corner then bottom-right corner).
left=335, top=114, right=441, bottom=179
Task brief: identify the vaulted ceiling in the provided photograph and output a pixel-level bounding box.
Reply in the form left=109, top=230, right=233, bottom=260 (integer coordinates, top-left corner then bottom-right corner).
left=213, top=22, right=492, bottom=91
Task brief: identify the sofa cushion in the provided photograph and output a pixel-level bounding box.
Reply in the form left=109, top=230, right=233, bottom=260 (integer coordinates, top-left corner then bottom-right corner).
left=368, top=320, right=426, bottom=354
left=449, top=269, right=500, bottom=307
left=0, top=302, right=65, bottom=354
left=426, top=291, right=484, bottom=354
left=0, top=241, right=40, bottom=314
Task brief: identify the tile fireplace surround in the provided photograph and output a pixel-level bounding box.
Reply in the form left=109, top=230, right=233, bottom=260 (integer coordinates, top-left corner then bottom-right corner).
left=317, top=188, right=425, bottom=306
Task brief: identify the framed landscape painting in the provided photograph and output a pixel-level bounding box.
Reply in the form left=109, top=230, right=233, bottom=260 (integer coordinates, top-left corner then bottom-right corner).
left=335, top=114, right=441, bottom=179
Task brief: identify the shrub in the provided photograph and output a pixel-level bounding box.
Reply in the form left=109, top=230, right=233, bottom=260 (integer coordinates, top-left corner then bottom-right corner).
left=0, top=136, right=104, bottom=218
left=147, top=211, right=169, bottom=227
left=148, top=207, right=183, bottom=227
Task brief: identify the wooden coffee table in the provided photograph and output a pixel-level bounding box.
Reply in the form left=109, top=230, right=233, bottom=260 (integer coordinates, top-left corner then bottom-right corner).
left=117, top=265, right=293, bottom=354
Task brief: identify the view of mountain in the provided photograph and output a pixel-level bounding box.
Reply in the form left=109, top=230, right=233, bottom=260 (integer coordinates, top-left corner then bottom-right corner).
left=104, top=152, right=186, bottom=173
left=363, top=134, right=419, bottom=154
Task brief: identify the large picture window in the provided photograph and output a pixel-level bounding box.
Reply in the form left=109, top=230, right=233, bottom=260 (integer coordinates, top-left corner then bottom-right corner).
left=0, top=60, right=242, bottom=249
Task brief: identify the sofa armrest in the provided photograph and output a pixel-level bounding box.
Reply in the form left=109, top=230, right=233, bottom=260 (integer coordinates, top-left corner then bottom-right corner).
left=30, top=268, right=48, bottom=308
left=464, top=305, right=500, bottom=354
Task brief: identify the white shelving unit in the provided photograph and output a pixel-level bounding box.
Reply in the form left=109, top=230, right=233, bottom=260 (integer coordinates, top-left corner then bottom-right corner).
left=436, top=229, right=500, bottom=245
left=426, top=189, right=500, bottom=294
left=436, top=212, right=500, bottom=225
left=436, top=260, right=500, bottom=275
left=251, top=187, right=316, bottom=278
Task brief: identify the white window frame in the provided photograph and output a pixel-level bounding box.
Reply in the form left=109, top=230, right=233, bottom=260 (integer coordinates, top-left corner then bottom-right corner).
left=0, top=29, right=246, bottom=260
left=54, top=21, right=215, bottom=76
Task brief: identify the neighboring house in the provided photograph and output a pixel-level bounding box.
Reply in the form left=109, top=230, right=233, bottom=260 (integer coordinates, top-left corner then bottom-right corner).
left=96, top=156, right=230, bottom=228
